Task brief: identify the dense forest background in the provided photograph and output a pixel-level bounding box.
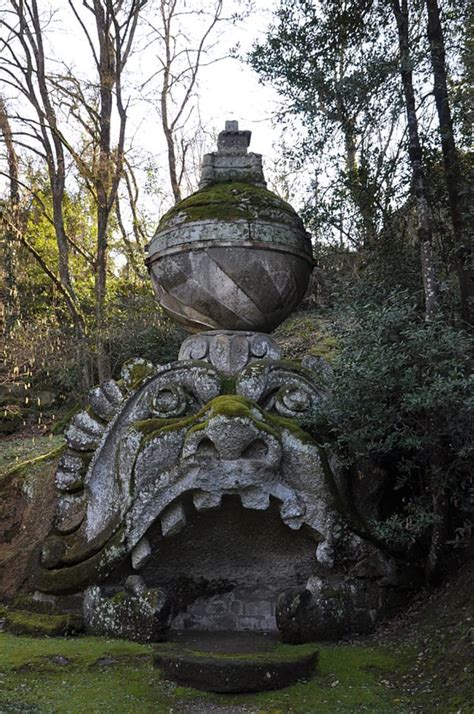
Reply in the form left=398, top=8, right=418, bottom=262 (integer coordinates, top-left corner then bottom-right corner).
left=0, top=0, right=472, bottom=581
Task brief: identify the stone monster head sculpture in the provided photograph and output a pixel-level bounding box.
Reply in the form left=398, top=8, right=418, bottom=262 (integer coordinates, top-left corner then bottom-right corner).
left=35, top=333, right=341, bottom=596
left=33, top=122, right=405, bottom=643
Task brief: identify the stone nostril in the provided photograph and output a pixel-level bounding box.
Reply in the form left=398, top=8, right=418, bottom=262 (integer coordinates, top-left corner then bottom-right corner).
left=241, top=439, right=268, bottom=460
left=196, top=437, right=219, bottom=458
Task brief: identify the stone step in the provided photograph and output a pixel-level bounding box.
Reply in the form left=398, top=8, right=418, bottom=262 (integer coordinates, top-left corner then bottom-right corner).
left=153, top=631, right=318, bottom=693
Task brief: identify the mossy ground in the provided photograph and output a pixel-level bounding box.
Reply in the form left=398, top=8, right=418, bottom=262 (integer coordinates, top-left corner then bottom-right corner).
left=0, top=633, right=413, bottom=713
left=2, top=560, right=473, bottom=713
left=0, top=435, right=64, bottom=477
left=5, top=610, right=83, bottom=637
left=273, top=311, right=337, bottom=362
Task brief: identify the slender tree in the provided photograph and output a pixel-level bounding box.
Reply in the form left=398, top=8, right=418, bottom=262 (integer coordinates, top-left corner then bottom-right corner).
left=0, top=1, right=86, bottom=341
left=0, top=96, right=19, bottom=332
left=424, top=0, right=473, bottom=326
left=0, top=0, right=147, bottom=381
left=142, top=0, right=224, bottom=202
left=390, top=0, right=438, bottom=320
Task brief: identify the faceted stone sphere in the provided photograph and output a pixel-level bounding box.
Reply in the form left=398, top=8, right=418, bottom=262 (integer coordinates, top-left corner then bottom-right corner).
left=146, top=182, right=314, bottom=333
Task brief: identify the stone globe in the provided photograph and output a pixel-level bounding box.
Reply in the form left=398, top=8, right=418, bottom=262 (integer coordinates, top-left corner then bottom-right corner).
left=146, top=121, right=313, bottom=333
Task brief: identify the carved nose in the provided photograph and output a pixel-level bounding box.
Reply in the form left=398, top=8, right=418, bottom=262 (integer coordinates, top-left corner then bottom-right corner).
left=182, top=417, right=281, bottom=464
left=195, top=436, right=268, bottom=460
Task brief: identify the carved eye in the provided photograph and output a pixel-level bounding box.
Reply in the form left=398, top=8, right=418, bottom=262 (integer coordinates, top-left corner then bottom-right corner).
left=272, top=386, right=312, bottom=418
left=150, top=384, right=188, bottom=418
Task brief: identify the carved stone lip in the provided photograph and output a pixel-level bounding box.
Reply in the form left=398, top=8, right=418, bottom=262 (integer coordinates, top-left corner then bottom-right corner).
left=145, top=239, right=315, bottom=265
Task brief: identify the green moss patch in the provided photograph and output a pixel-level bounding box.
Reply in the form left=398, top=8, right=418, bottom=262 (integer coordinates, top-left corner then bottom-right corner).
left=134, top=394, right=318, bottom=446
left=274, top=311, right=338, bottom=362
left=5, top=610, right=83, bottom=637
left=157, top=182, right=298, bottom=231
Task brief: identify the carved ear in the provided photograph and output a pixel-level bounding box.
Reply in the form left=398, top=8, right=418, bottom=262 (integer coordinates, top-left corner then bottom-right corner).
left=236, top=362, right=324, bottom=419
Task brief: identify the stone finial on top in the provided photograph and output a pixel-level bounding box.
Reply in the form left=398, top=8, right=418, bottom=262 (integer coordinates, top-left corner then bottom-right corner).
left=199, top=119, right=266, bottom=188
left=217, top=120, right=251, bottom=155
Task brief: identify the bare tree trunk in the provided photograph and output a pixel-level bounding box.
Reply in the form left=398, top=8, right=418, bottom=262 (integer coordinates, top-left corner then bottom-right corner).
left=145, top=0, right=223, bottom=202
left=92, top=0, right=114, bottom=382
left=84, top=0, right=146, bottom=382
left=2, top=1, right=89, bottom=379
left=424, top=0, right=473, bottom=326
left=391, top=0, right=438, bottom=320
left=0, top=96, right=19, bottom=332
left=0, top=97, right=91, bottom=390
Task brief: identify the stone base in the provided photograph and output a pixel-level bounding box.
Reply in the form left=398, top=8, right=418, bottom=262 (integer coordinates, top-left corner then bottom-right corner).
left=153, top=632, right=318, bottom=692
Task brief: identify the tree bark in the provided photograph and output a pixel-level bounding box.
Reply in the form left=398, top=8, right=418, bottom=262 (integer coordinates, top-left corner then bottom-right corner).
left=391, top=0, right=438, bottom=320
left=424, top=0, right=473, bottom=326
left=0, top=96, right=20, bottom=332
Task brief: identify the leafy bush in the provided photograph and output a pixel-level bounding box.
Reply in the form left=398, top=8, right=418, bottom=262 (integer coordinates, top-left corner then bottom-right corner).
left=311, top=295, right=473, bottom=557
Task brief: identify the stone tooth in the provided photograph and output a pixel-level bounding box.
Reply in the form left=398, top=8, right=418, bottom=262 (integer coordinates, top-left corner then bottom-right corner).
left=125, top=574, right=147, bottom=596
left=279, top=499, right=304, bottom=529
left=55, top=452, right=86, bottom=492
left=101, top=379, right=124, bottom=407
left=65, top=412, right=104, bottom=451
left=160, top=501, right=187, bottom=537
left=240, top=489, right=270, bottom=510
left=73, top=411, right=104, bottom=437
left=55, top=493, right=86, bottom=534
left=193, top=490, right=222, bottom=511
left=88, top=386, right=116, bottom=420
left=316, top=540, right=335, bottom=568
left=57, top=452, right=84, bottom=472
left=131, top=536, right=152, bottom=570
left=55, top=468, right=84, bottom=493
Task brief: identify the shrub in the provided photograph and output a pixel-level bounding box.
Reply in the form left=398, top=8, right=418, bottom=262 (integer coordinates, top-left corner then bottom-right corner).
left=310, top=294, right=473, bottom=564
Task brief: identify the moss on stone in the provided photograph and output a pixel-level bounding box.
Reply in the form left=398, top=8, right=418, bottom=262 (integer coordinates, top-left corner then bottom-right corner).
left=154, top=640, right=318, bottom=663
left=157, top=182, right=299, bottom=231
left=274, top=311, right=339, bottom=362
left=110, top=591, right=128, bottom=605
left=206, top=395, right=255, bottom=419
left=124, top=361, right=156, bottom=391
left=134, top=394, right=317, bottom=446
left=6, top=610, right=84, bottom=637
left=33, top=527, right=125, bottom=595
left=220, top=377, right=236, bottom=394
left=266, top=412, right=316, bottom=445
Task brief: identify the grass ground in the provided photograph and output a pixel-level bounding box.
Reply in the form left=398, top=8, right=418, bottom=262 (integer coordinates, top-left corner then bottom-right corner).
left=0, top=633, right=414, bottom=713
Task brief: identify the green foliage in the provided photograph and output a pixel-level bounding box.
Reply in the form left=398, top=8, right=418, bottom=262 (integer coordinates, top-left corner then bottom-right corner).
left=104, top=286, right=184, bottom=378
left=310, top=295, right=473, bottom=550
left=249, top=0, right=405, bottom=248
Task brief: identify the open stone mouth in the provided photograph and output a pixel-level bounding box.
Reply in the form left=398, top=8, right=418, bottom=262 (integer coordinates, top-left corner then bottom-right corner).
left=134, top=481, right=307, bottom=543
